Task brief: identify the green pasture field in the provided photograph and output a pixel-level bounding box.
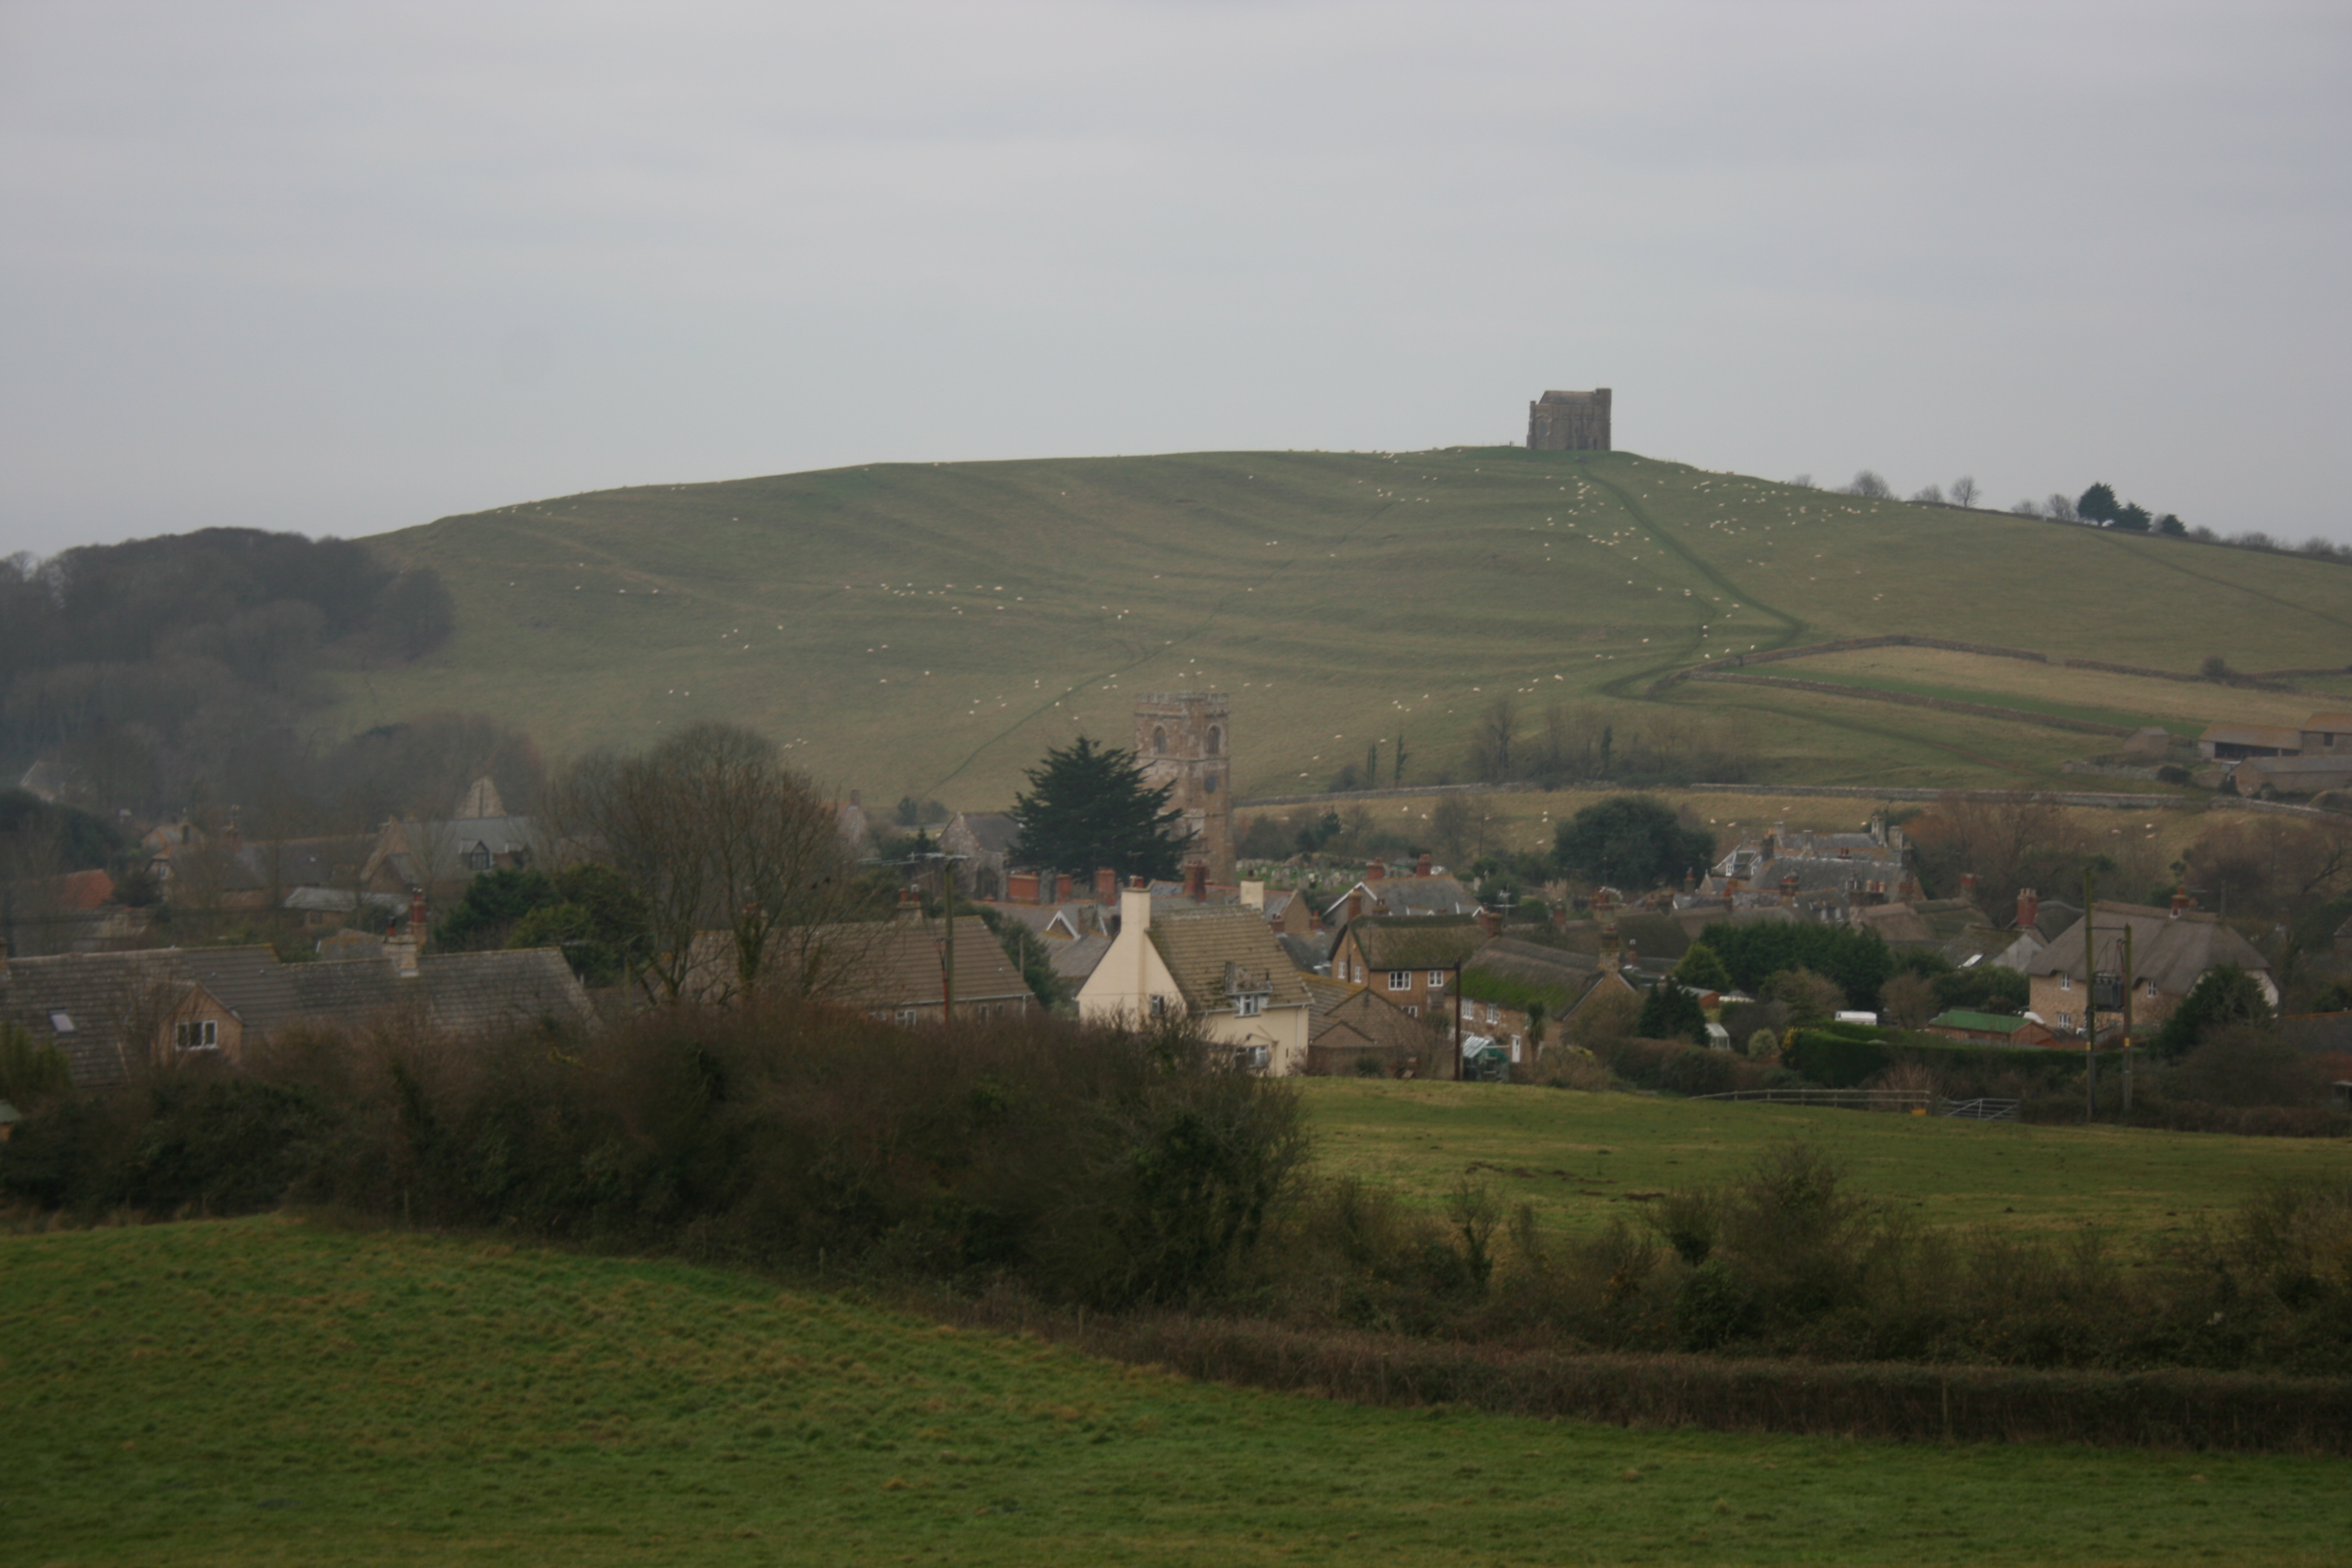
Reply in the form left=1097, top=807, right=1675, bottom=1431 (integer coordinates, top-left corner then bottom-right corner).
left=1299, top=1080, right=2347, bottom=1244
left=7, top=1218, right=2347, bottom=1566
left=1742, top=668, right=2175, bottom=735
left=347, top=447, right=2352, bottom=809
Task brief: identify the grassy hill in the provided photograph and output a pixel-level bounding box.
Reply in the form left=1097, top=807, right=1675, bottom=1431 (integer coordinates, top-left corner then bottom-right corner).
left=351, top=448, right=2352, bottom=808
left=11, top=1216, right=2350, bottom=1565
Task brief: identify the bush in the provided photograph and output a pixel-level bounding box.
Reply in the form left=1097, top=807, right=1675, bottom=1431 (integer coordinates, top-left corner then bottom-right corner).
left=0, top=1005, right=1310, bottom=1310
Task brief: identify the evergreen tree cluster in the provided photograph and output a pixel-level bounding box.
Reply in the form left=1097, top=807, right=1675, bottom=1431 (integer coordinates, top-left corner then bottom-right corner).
left=1010, top=736, right=1192, bottom=884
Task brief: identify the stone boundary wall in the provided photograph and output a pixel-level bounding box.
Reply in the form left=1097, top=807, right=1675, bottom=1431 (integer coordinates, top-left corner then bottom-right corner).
left=1236, top=780, right=2200, bottom=813
left=2206, top=796, right=2345, bottom=822
left=1683, top=671, right=2134, bottom=737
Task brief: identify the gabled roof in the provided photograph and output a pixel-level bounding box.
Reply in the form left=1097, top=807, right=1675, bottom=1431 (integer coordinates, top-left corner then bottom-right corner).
left=2024, top=903, right=2272, bottom=992
left=0, top=949, right=191, bottom=1086
left=1146, top=907, right=1312, bottom=1014
left=945, top=811, right=1024, bottom=856
left=2302, top=711, right=2352, bottom=733
left=1047, top=933, right=1112, bottom=984
left=1304, top=976, right=1440, bottom=1054
left=829, top=917, right=1033, bottom=1010
left=2234, top=754, right=2352, bottom=778
left=1460, top=938, right=1599, bottom=1008
left=1341, top=914, right=1489, bottom=972
left=1274, top=932, right=1326, bottom=974
left=0, top=945, right=596, bottom=1088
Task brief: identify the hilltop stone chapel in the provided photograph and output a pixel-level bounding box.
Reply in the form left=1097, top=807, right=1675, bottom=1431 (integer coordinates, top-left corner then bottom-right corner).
left=1135, top=692, right=1235, bottom=885
left=1526, top=388, right=1612, bottom=451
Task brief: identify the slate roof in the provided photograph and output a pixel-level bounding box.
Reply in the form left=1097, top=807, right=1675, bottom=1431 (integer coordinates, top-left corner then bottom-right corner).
left=2024, top=904, right=2272, bottom=994
left=0, top=949, right=190, bottom=1086
left=2234, top=754, right=2352, bottom=782
left=1274, top=932, right=1327, bottom=974
left=1325, top=872, right=1483, bottom=923
left=1342, top=914, right=1489, bottom=972
left=1047, top=933, right=1112, bottom=985
left=1146, top=906, right=1312, bottom=1014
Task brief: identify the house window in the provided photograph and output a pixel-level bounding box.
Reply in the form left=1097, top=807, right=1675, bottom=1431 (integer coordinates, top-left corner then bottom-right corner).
left=463, top=843, right=493, bottom=872
left=1387, top=970, right=1411, bottom=991
left=48, top=1011, right=76, bottom=1034
left=174, top=1019, right=218, bottom=1052
left=1485, top=1004, right=1499, bottom=1025
left=2057, top=1011, right=2074, bottom=1030
left=1352, top=961, right=1364, bottom=984
left=1405, top=1005, right=1419, bottom=1018
left=897, top=1008, right=920, bottom=1026
left=2145, top=979, right=2158, bottom=999
left=2059, top=973, right=2071, bottom=991
left=1149, top=995, right=1169, bottom=1018
left=1461, top=1000, right=1475, bottom=1021
left=1235, top=994, right=1264, bottom=1018
left=1428, top=970, right=1446, bottom=989
left=1233, top=1044, right=1269, bottom=1071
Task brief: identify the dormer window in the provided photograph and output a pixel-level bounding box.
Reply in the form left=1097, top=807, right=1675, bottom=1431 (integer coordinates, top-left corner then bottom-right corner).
left=1235, top=994, right=1264, bottom=1018
left=174, top=1019, right=218, bottom=1051
left=462, top=843, right=494, bottom=872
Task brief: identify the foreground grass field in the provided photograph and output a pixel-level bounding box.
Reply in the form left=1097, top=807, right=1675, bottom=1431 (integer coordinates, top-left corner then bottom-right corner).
left=1300, top=1079, right=2347, bottom=1243
left=350, top=446, right=2352, bottom=806
left=8, top=1218, right=2350, bottom=1567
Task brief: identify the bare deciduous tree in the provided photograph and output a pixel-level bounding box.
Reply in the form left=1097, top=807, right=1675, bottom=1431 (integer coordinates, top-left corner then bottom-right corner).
left=1469, top=695, right=1519, bottom=783
left=1950, top=475, right=1981, bottom=508
left=555, top=722, right=877, bottom=1005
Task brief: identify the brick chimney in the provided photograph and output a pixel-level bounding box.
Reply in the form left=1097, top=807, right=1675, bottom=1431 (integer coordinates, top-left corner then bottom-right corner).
left=1367, top=858, right=1387, bottom=882
left=2017, top=887, right=2039, bottom=931
left=1475, top=907, right=1500, bottom=937
left=1346, top=889, right=1363, bottom=924
left=1056, top=872, right=1073, bottom=905
left=1096, top=867, right=1117, bottom=904
left=1415, top=853, right=1432, bottom=878
left=1184, top=861, right=1207, bottom=901
left=2171, top=885, right=2189, bottom=918
left=409, top=889, right=428, bottom=947
left=1961, top=871, right=1978, bottom=897
left=1779, top=875, right=1798, bottom=906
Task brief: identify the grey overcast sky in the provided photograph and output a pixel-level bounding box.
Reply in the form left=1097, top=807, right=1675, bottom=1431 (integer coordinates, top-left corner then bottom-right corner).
left=4, top=1, right=2347, bottom=557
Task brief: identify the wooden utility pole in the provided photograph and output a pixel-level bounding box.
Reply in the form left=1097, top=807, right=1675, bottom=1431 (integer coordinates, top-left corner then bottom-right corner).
left=2120, top=920, right=2134, bottom=1115
left=2082, top=868, right=2097, bottom=1120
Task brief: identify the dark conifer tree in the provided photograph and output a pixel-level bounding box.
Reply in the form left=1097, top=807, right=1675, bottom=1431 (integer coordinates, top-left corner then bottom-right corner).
left=1011, top=736, right=1192, bottom=884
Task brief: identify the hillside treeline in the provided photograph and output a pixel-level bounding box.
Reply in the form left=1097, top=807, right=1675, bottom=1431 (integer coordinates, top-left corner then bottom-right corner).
left=0, top=529, right=454, bottom=817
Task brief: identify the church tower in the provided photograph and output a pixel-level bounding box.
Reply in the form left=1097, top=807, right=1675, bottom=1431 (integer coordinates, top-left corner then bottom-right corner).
left=1134, top=691, right=1233, bottom=884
